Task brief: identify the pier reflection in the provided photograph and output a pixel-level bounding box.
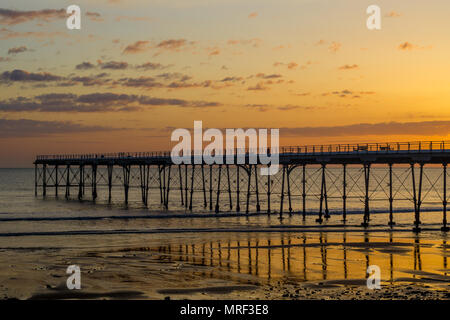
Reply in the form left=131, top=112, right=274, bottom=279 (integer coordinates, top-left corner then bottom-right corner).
left=149, top=232, right=450, bottom=286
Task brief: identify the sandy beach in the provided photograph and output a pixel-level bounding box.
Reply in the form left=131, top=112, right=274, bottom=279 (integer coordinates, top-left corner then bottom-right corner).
left=1, top=228, right=448, bottom=300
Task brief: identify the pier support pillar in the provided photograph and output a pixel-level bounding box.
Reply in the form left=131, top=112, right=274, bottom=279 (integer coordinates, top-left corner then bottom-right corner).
left=215, top=165, right=222, bottom=213
left=123, top=165, right=130, bottom=205
left=65, top=165, right=70, bottom=199
left=43, top=164, right=47, bottom=197
left=287, top=166, right=292, bottom=215
left=91, top=164, right=97, bottom=200
left=165, top=165, right=171, bottom=209
left=139, top=165, right=149, bottom=206
left=267, top=165, right=271, bottom=214
left=189, top=165, right=195, bottom=210
left=342, top=164, right=347, bottom=222
left=317, top=164, right=328, bottom=223
left=184, top=165, right=188, bottom=208
left=107, top=164, right=113, bottom=203
left=201, top=165, right=207, bottom=208
left=254, top=165, right=260, bottom=212
left=34, top=164, right=38, bottom=196
left=280, top=165, right=286, bottom=219
left=361, top=163, right=371, bottom=228
left=411, top=163, right=423, bottom=233
left=162, top=165, right=167, bottom=206
left=55, top=165, right=59, bottom=197
left=323, top=165, right=330, bottom=219
left=226, top=165, right=232, bottom=210
left=246, top=165, right=252, bottom=215
left=209, top=166, right=213, bottom=211
left=443, top=163, right=449, bottom=232
left=158, top=165, right=164, bottom=205
left=236, top=166, right=240, bottom=212
left=302, top=164, right=306, bottom=219
left=178, top=165, right=184, bottom=206
left=77, top=165, right=83, bottom=200
left=388, top=163, right=395, bottom=227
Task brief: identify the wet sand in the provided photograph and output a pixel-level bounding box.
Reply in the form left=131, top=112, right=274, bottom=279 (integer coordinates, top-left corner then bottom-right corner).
left=0, top=230, right=449, bottom=300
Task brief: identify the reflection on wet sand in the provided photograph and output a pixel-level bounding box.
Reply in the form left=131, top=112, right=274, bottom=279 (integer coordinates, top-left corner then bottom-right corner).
left=150, top=232, right=449, bottom=289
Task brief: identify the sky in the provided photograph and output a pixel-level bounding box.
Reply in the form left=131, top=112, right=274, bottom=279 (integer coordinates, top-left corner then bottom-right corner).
left=0, top=0, right=450, bottom=167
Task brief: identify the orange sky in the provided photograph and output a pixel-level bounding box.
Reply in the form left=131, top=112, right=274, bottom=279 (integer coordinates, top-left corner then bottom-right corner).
left=1, top=0, right=450, bottom=167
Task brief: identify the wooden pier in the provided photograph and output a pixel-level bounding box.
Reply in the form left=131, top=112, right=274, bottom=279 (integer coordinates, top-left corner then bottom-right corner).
left=34, top=141, right=450, bottom=232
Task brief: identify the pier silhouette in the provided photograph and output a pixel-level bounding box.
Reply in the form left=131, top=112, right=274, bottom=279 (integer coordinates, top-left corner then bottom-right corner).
left=34, top=141, right=450, bottom=232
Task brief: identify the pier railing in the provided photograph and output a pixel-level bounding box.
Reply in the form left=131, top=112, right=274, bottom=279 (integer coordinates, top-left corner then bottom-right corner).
left=35, top=140, right=450, bottom=161
left=281, top=140, right=450, bottom=154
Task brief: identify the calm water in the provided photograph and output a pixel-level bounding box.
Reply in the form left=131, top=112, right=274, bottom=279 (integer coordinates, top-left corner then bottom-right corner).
left=0, top=168, right=449, bottom=299
left=3, top=166, right=449, bottom=229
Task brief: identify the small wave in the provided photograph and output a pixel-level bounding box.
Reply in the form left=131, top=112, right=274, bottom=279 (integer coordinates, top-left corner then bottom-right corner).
left=0, top=224, right=444, bottom=238
left=0, top=206, right=443, bottom=222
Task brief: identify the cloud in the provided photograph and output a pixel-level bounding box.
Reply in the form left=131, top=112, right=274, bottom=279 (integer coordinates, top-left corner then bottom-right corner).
left=293, top=92, right=310, bottom=97
left=287, top=62, right=298, bottom=70
left=322, top=90, right=375, bottom=99
left=115, top=15, right=152, bottom=22
left=0, top=28, right=65, bottom=39
left=244, top=104, right=269, bottom=111
left=314, top=40, right=341, bottom=53
left=208, top=49, right=220, bottom=56
left=156, top=39, right=188, bottom=51
left=65, top=73, right=111, bottom=87
left=274, top=62, right=298, bottom=70
left=247, top=81, right=269, bottom=91
left=280, top=121, right=450, bottom=137
left=329, top=42, right=342, bottom=53
left=75, top=61, right=169, bottom=72
left=338, top=64, right=359, bottom=70
left=7, top=45, right=29, bottom=55
left=0, top=67, right=229, bottom=91
left=0, top=118, right=116, bottom=138
left=386, top=11, right=401, bottom=18
left=220, top=76, right=243, bottom=82
left=277, top=105, right=317, bottom=111
left=397, top=42, right=431, bottom=51
left=0, top=69, right=62, bottom=82
left=117, top=76, right=162, bottom=89
left=124, top=39, right=196, bottom=56
left=86, top=11, right=103, bottom=22
left=165, top=79, right=231, bottom=90
left=123, top=40, right=150, bottom=54
left=135, top=62, right=169, bottom=70
left=227, top=38, right=262, bottom=48
left=99, top=60, right=128, bottom=70
left=0, top=8, right=66, bottom=25
left=255, top=73, right=282, bottom=79
left=248, top=12, right=258, bottom=18
left=156, top=72, right=191, bottom=81
left=244, top=104, right=319, bottom=112
left=0, top=92, right=222, bottom=113
left=75, top=62, right=96, bottom=70
left=398, top=42, right=415, bottom=50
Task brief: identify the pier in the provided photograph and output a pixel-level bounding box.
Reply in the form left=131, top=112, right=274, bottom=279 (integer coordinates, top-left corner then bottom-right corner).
left=34, top=141, right=450, bottom=232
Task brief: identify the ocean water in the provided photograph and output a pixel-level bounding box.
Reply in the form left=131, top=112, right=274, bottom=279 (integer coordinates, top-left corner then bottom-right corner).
left=3, top=166, right=449, bottom=230
left=0, top=168, right=449, bottom=299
